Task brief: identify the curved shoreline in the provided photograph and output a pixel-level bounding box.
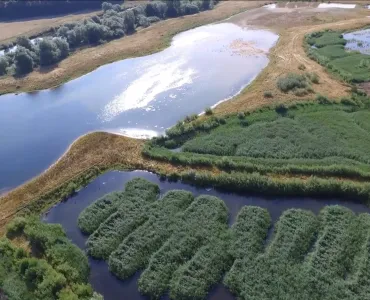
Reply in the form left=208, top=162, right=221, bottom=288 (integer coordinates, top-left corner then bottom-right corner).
left=1, top=10, right=370, bottom=233
left=0, top=1, right=262, bottom=96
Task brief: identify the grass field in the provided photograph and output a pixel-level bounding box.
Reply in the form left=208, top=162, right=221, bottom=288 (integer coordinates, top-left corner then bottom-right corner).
left=307, top=30, right=370, bottom=82
left=77, top=178, right=370, bottom=300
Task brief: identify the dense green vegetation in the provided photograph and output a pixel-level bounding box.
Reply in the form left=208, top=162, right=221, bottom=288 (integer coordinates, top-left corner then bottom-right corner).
left=306, top=30, right=370, bottom=82
left=85, top=178, right=159, bottom=259
left=0, top=0, right=219, bottom=75
left=108, top=190, right=194, bottom=279
left=0, top=217, right=102, bottom=300
left=78, top=177, right=370, bottom=299
left=276, top=72, right=318, bottom=96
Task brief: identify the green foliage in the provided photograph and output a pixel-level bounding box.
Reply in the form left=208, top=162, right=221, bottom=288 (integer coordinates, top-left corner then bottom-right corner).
left=0, top=218, right=97, bottom=300
left=78, top=191, right=125, bottom=234
left=14, top=46, right=34, bottom=75
left=205, top=107, right=213, bottom=115
left=0, top=56, right=8, bottom=75
left=6, top=217, right=27, bottom=237
left=138, top=195, right=228, bottom=298
left=277, top=73, right=309, bottom=93
left=263, top=91, right=273, bottom=98
left=306, top=30, right=370, bottom=83
left=108, top=190, right=194, bottom=279
left=85, top=178, right=160, bottom=259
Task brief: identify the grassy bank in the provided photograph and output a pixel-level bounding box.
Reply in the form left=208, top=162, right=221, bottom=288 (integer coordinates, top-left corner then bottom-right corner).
left=75, top=178, right=370, bottom=299
left=0, top=1, right=261, bottom=95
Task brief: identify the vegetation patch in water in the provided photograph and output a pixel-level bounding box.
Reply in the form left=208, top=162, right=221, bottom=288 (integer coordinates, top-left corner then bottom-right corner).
left=78, top=178, right=370, bottom=299
left=0, top=217, right=101, bottom=300
left=306, top=30, right=370, bottom=83
left=85, top=178, right=159, bottom=259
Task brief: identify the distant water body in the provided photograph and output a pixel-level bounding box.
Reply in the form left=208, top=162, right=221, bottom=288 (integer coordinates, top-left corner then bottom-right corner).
left=0, top=23, right=278, bottom=191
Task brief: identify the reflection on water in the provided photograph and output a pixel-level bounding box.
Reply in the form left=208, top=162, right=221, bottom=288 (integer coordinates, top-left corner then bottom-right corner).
left=44, top=170, right=370, bottom=300
left=0, top=23, right=277, bottom=191
left=343, top=29, right=370, bottom=55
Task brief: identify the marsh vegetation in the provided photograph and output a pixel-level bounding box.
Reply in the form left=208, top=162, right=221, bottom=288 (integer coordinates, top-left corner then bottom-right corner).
left=306, top=30, right=370, bottom=83
left=78, top=178, right=370, bottom=300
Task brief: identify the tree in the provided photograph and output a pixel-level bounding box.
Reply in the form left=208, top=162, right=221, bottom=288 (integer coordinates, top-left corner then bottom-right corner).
left=0, top=57, right=8, bottom=75
left=14, top=46, right=34, bottom=74
left=38, top=38, right=61, bottom=66
left=85, top=22, right=109, bottom=44
left=121, top=9, right=136, bottom=33
left=54, top=37, right=70, bottom=59
left=102, top=2, right=113, bottom=12
left=15, top=36, right=34, bottom=51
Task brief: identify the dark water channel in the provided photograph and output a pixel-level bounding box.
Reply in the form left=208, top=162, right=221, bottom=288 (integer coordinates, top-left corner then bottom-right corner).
left=0, top=23, right=278, bottom=191
left=44, top=170, right=370, bottom=300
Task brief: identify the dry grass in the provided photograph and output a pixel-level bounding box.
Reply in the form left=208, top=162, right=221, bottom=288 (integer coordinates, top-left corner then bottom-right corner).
left=0, top=11, right=100, bottom=45
left=0, top=1, right=262, bottom=95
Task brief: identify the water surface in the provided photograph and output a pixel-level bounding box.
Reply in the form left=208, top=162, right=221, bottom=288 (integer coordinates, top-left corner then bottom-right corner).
left=343, top=28, right=370, bottom=54
left=0, top=23, right=278, bottom=191
left=44, top=170, right=370, bottom=300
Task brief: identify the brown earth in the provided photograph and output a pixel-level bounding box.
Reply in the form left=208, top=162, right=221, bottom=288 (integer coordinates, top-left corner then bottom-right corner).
left=0, top=1, right=263, bottom=95
left=1, top=2, right=370, bottom=232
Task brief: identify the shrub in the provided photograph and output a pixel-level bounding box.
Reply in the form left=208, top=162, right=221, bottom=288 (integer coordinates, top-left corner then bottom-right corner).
left=39, top=38, right=62, bottom=66
left=14, top=46, right=34, bottom=74
left=264, top=91, right=273, bottom=98
left=102, top=2, right=113, bottom=12
left=145, top=1, right=168, bottom=18
left=205, top=107, right=213, bottom=115
left=277, top=73, right=308, bottom=92
left=0, top=56, right=8, bottom=75
left=237, top=112, right=245, bottom=119
left=6, top=217, right=27, bottom=237
left=298, top=63, right=306, bottom=70
left=136, top=15, right=150, bottom=28
left=53, top=37, right=70, bottom=59
left=315, top=94, right=330, bottom=104
left=15, top=36, right=34, bottom=51
left=306, top=72, right=319, bottom=84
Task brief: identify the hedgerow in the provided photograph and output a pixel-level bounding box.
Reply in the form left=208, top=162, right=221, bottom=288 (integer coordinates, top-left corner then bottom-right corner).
left=108, top=190, right=194, bottom=279
left=85, top=178, right=159, bottom=259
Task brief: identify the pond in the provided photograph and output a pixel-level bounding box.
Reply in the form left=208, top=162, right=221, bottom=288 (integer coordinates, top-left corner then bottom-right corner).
left=343, top=28, right=370, bottom=55
left=0, top=23, right=278, bottom=191
left=44, top=170, right=370, bottom=300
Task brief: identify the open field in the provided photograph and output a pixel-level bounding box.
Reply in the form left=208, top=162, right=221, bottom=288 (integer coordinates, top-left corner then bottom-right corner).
left=0, top=1, right=262, bottom=95
left=76, top=179, right=370, bottom=299
left=1, top=2, right=370, bottom=234
left=0, top=11, right=100, bottom=46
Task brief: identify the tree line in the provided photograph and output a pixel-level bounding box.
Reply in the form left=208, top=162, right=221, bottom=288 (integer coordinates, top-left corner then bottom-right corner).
left=0, top=0, right=122, bottom=21
left=0, top=0, right=218, bottom=76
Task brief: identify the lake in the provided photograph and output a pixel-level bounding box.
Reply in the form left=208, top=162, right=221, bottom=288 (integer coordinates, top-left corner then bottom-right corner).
left=0, top=23, right=278, bottom=191
left=44, top=170, right=370, bottom=300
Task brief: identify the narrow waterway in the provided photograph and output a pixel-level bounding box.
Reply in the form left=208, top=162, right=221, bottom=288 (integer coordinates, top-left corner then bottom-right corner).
left=44, top=170, right=370, bottom=300
left=0, top=23, right=278, bottom=191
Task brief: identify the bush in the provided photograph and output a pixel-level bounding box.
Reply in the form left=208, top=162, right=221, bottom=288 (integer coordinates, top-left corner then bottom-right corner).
left=137, top=15, right=150, bottom=28
left=145, top=1, right=168, bottom=18
left=39, top=38, right=62, bottom=66
left=182, top=3, right=200, bottom=15
left=6, top=217, right=27, bottom=237
left=15, top=36, right=34, bottom=51
left=205, top=107, right=213, bottom=115
left=14, top=46, right=34, bottom=74
left=277, top=73, right=308, bottom=92
left=298, top=63, right=306, bottom=70
left=0, top=56, right=8, bottom=75
left=54, top=37, right=70, bottom=59
left=264, top=91, right=273, bottom=98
